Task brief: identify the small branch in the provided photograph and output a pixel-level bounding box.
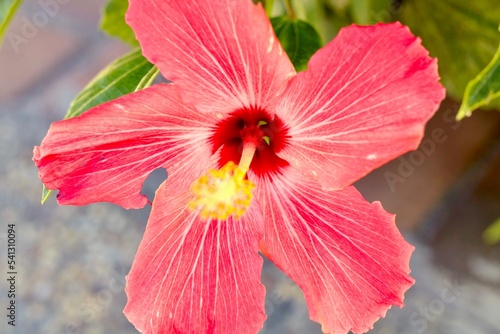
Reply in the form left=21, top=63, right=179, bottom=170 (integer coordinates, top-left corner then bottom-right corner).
left=283, top=0, right=296, bottom=19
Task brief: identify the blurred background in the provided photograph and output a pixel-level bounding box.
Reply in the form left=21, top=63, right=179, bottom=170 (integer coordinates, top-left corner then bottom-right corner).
left=0, top=0, right=499, bottom=333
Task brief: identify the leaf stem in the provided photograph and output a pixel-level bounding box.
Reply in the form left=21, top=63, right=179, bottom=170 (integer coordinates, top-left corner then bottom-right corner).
left=283, top=0, right=296, bottom=19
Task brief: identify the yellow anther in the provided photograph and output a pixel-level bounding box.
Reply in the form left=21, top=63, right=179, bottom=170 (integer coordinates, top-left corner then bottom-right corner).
left=188, top=161, right=255, bottom=220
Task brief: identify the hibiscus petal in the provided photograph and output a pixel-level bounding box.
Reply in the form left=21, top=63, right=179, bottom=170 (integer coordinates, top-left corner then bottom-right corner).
left=254, top=167, right=414, bottom=334
left=33, top=84, right=216, bottom=209
left=124, top=180, right=266, bottom=334
left=126, top=0, right=295, bottom=113
left=276, top=22, right=445, bottom=190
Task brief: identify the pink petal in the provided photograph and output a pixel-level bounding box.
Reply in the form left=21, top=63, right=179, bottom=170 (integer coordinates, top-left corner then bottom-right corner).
left=276, top=23, right=445, bottom=190
left=126, top=0, right=295, bottom=113
left=124, top=180, right=266, bottom=334
left=254, top=167, right=414, bottom=333
left=34, top=84, right=216, bottom=209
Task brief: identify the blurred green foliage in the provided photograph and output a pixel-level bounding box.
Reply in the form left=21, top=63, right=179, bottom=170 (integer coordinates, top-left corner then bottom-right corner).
left=484, top=217, right=500, bottom=245
left=0, top=0, right=23, bottom=46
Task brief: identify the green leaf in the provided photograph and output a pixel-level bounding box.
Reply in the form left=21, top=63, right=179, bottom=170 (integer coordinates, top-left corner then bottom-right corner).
left=100, top=0, right=138, bottom=46
left=483, top=217, right=500, bottom=245
left=457, top=31, right=500, bottom=120
left=0, top=0, right=23, bottom=46
left=270, top=16, right=322, bottom=71
left=397, top=0, right=500, bottom=107
left=136, top=66, right=160, bottom=91
left=65, top=48, right=156, bottom=119
left=41, top=49, right=158, bottom=204
left=41, top=185, right=52, bottom=205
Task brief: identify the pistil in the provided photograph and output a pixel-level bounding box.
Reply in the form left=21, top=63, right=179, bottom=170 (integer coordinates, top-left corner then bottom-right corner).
left=238, top=142, right=257, bottom=173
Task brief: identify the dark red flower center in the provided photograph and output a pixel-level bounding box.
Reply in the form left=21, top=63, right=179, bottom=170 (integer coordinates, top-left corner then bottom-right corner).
left=210, top=106, right=290, bottom=176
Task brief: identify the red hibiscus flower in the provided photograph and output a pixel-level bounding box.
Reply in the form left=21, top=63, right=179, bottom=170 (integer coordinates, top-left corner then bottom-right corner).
left=33, top=0, right=445, bottom=333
